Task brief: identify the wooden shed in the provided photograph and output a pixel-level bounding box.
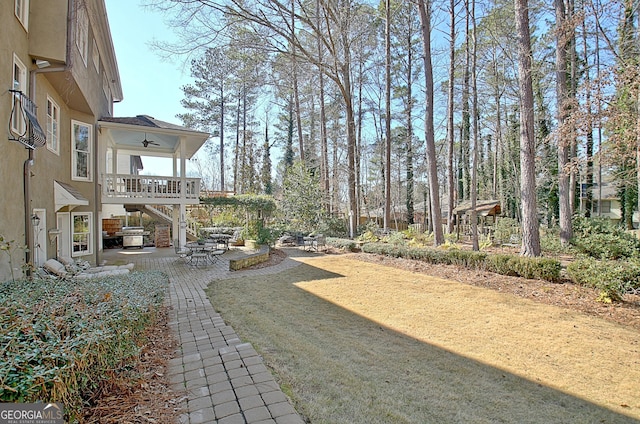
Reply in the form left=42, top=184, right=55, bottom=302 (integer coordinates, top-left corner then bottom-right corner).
left=452, top=200, right=501, bottom=238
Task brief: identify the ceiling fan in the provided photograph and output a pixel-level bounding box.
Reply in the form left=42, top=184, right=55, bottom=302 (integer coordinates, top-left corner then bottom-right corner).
left=141, top=133, right=160, bottom=148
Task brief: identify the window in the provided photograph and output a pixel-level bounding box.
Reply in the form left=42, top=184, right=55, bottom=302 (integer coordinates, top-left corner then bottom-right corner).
left=11, top=54, right=27, bottom=135
left=593, top=200, right=611, bottom=214
left=76, top=4, right=88, bottom=65
left=15, top=0, right=29, bottom=30
left=72, top=120, right=92, bottom=181
left=72, top=212, right=92, bottom=256
left=92, top=39, right=100, bottom=72
left=46, top=97, right=60, bottom=154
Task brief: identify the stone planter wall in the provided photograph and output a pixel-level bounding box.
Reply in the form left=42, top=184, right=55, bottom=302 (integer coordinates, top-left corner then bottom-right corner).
left=229, top=245, right=270, bottom=271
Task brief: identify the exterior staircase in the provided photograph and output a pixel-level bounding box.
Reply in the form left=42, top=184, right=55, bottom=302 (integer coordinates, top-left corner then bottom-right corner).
left=141, top=205, right=199, bottom=241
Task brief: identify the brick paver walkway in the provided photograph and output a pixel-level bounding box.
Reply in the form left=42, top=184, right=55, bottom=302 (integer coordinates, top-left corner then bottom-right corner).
left=103, top=247, right=307, bottom=424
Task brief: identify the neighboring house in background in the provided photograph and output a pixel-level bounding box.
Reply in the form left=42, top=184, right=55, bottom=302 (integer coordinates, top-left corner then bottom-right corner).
left=579, top=179, right=639, bottom=228
left=1, top=0, right=208, bottom=282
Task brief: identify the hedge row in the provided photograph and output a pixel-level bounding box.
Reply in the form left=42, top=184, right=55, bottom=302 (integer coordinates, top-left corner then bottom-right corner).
left=0, top=271, right=168, bottom=420
left=361, top=242, right=562, bottom=282
left=566, top=258, right=640, bottom=302
left=327, top=237, right=359, bottom=252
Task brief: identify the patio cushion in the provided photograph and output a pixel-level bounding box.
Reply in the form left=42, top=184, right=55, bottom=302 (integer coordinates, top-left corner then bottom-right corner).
left=43, top=259, right=67, bottom=277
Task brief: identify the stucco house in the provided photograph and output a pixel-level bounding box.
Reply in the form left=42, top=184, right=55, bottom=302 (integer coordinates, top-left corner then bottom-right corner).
left=1, top=0, right=208, bottom=282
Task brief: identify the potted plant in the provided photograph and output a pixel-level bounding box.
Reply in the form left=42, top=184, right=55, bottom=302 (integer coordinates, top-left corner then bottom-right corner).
left=242, top=220, right=261, bottom=250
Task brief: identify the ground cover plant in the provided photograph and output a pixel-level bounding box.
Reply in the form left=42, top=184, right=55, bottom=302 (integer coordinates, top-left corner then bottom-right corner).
left=0, top=271, right=168, bottom=421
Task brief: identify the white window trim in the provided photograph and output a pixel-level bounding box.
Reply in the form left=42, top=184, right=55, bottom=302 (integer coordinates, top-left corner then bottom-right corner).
left=15, top=0, right=29, bottom=31
left=76, top=5, right=89, bottom=66
left=71, top=120, right=93, bottom=182
left=46, top=96, right=60, bottom=155
left=11, top=54, right=27, bottom=135
left=71, top=212, right=93, bottom=257
left=92, top=39, right=100, bottom=72
left=102, top=72, right=111, bottom=101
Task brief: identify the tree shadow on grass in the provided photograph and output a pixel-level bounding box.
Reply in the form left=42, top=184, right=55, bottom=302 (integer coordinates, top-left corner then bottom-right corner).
left=208, top=262, right=639, bottom=424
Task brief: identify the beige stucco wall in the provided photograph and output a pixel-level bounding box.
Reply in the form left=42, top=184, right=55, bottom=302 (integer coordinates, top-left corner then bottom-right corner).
left=29, top=0, right=69, bottom=64
left=0, top=3, right=34, bottom=280
left=1, top=0, right=120, bottom=282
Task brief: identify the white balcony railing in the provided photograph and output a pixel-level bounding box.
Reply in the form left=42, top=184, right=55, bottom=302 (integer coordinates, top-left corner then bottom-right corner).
left=102, top=174, right=201, bottom=201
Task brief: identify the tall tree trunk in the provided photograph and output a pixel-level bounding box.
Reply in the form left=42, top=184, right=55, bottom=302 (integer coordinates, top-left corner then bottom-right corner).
left=384, top=0, right=392, bottom=231
left=417, top=0, right=444, bottom=245
left=470, top=0, right=479, bottom=251
left=447, top=0, right=456, bottom=234
left=291, top=0, right=304, bottom=162
left=556, top=0, right=572, bottom=244
left=637, top=7, right=640, bottom=222
left=406, top=31, right=415, bottom=226
left=240, top=85, right=248, bottom=193
left=234, top=93, right=241, bottom=194
left=316, top=0, right=330, bottom=212
left=219, top=84, right=225, bottom=192
left=515, top=0, right=541, bottom=257
left=568, top=0, right=578, bottom=214
left=356, top=59, right=364, bottom=225
left=582, top=7, right=593, bottom=217
left=342, top=65, right=358, bottom=238
left=461, top=4, right=471, bottom=202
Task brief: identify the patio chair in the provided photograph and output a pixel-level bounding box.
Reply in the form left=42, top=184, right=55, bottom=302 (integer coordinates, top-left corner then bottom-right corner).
left=312, top=234, right=326, bottom=252
left=207, top=248, right=226, bottom=264
left=174, top=239, right=193, bottom=263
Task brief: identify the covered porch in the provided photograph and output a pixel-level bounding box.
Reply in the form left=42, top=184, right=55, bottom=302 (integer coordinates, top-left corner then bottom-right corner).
left=97, top=115, right=209, bottom=249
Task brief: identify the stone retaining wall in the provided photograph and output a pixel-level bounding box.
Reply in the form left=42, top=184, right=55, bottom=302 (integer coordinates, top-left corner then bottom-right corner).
left=229, top=245, right=270, bottom=271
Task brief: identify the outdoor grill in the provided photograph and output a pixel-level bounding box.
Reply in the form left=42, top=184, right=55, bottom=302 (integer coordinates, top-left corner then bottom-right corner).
left=116, top=226, right=149, bottom=249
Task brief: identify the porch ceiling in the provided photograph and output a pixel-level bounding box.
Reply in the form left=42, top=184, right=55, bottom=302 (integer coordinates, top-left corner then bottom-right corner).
left=98, top=115, right=209, bottom=158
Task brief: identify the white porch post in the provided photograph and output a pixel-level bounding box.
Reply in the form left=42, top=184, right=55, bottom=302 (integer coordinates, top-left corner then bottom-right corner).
left=178, top=138, right=188, bottom=245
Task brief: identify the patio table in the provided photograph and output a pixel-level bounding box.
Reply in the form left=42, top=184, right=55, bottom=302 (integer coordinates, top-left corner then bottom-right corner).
left=186, top=242, right=212, bottom=266
left=207, top=234, right=232, bottom=251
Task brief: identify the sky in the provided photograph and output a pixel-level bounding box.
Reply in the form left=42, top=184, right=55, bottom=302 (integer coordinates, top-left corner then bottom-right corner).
left=105, top=0, right=201, bottom=175
left=105, top=0, right=191, bottom=123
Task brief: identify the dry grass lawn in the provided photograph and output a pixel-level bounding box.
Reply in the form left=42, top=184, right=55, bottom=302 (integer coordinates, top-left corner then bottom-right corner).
left=207, top=254, right=640, bottom=424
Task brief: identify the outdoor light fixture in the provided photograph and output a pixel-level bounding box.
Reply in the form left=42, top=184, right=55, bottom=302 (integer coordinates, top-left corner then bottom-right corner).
left=31, top=213, right=41, bottom=228
left=34, top=59, right=50, bottom=69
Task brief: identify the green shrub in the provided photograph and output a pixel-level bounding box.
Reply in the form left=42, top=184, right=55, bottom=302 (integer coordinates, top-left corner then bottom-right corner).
left=571, top=217, right=640, bottom=260
left=511, top=257, right=562, bottom=282
left=318, top=217, right=349, bottom=238
left=381, top=231, right=406, bottom=246
left=486, top=255, right=561, bottom=281
left=362, top=242, right=403, bottom=257
left=566, top=258, right=640, bottom=302
left=362, top=242, right=561, bottom=283
left=327, top=237, right=358, bottom=252
left=357, top=230, right=379, bottom=243
left=486, top=254, right=519, bottom=276
left=493, top=218, right=520, bottom=245
left=0, top=271, right=168, bottom=420
left=446, top=249, right=487, bottom=268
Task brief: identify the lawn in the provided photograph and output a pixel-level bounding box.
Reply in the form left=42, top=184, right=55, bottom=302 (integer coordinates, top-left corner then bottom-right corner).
left=206, top=254, right=640, bottom=424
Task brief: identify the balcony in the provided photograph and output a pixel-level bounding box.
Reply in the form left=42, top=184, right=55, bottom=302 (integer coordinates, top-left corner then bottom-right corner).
left=101, top=174, right=201, bottom=205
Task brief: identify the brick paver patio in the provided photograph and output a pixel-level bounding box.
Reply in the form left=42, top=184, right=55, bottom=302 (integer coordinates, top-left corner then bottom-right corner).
left=103, top=246, right=308, bottom=424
